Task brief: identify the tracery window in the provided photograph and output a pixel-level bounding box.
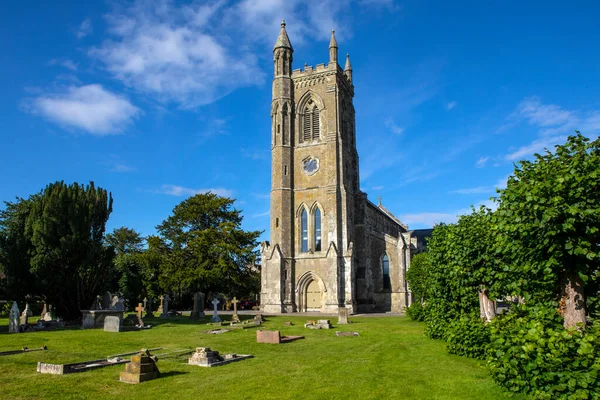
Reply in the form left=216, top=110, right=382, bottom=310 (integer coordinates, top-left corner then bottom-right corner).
left=301, top=100, right=320, bottom=142
left=301, top=209, right=308, bottom=253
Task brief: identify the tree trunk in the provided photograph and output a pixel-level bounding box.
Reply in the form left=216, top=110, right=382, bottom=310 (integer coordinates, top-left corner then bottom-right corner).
left=562, top=270, right=586, bottom=329
left=479, top=288, right=496, bottom=323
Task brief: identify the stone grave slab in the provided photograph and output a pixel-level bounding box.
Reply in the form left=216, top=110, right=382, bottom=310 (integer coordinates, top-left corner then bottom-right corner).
left=336, top=331, right=360, bottom=337
left=188, top=347, right=253, bottom=367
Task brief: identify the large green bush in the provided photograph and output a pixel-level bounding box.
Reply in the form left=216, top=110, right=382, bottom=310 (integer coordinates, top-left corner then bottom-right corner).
left=446, top=312, right=491, bottom=359
left=405, top=301, right=426, bottom=321
left=487, top=305, right=600, bottom=399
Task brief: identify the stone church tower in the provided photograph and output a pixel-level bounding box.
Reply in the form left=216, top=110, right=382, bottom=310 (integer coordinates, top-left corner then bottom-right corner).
left=261, top=22, right=419, bottom=314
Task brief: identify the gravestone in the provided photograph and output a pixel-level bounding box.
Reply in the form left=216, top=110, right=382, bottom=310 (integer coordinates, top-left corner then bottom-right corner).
left=120, top=349, right=159, bottom=383
left=304, top=320, right=333, bottom=329
left=211, top=298, right=221, bottom=322
left=111, top=296, right=125, bottom=311
left=104, top=316, right=121, bottom=332
left=338, top=307, right=350, bottom=324
left=20, top=308, right=28, bottom=325
left=42, top=304, right=54, bottom=321
left=102, top=291, right=112, bottom=309
left=256, top=330, right=304, bottom=344
left=190, top=292, right=205, bottom=319
left=253, top=314, right=264, bottom=325
left=40, top=303, right=47, bottom=320
left=143, top=297, right=154, bottom=318
left=159, top=295, right=170, bottom=319
left=188, top=347, right=253, bottom=367
left=9, top=302, right=20, bottom=333
left=156, top=297, right=163, bottom=314
left=135, top=303, right=144, bottom=327
left=230, top=297, right=241, bottom=323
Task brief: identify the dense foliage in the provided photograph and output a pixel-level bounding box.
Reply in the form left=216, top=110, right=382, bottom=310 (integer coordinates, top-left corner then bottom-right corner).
left=0, top=185, right=261, bottom=316
left=406, top=133, right=600, bottom=399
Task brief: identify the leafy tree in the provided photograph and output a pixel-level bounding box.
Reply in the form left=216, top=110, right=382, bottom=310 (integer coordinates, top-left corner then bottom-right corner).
left=493, top=133, right=600, bottom=328
left=154, top=193, right=261, bottom=304
left=106, top=226, right=144, bottom=255
left=105, top=227, right=146, bottom=307
left=1, top=181, right=114, bottom=319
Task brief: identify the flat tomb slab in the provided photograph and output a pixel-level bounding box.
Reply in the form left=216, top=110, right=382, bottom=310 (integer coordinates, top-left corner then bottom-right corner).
left=336, top=331, right=360, bottom=337
left=188, top=347, right=253, bottom=367
left=37, top=357, right=128, bottom=375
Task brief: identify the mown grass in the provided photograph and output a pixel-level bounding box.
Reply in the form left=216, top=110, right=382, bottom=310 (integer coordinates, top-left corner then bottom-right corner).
left=0, top=314, right=522, bottom=400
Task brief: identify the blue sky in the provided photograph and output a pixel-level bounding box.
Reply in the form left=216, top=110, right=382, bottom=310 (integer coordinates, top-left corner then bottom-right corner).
left=2, top=0, right=600, bottom=242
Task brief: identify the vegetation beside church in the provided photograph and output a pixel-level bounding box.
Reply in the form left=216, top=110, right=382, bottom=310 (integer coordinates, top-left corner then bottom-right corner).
left=406, top=133, right=600, bottom=399
left=0, top=186, right=261, bottom=318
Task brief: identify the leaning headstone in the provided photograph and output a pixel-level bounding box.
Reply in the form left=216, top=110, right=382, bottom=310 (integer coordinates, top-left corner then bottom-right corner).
left=104, top=316, right=121, bottom=332
left=135, top=303, right=145, bottom=327
left=9, top=302, right=20, bottom=333
left=120, top=349, right=159, bottom=383
left=190, top=292, right=205, bottom=319
left=211, top=298, right=221, bottom=322
left=338, top=307, right=350, bottom=324
left=230, top=297, right=241, bottom=323
left=102, top=291, right=112, bottom=309
left=159, top=295, right=170, bottom=319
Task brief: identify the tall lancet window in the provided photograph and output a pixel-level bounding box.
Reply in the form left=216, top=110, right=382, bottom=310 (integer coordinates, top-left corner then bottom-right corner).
left=314, top=208, right=322, bottom=251
left=312, top=108, right=320, bottom=138
left=301, top=209, right=308, bottom=253
left=382, top=254, right=391, bottom=289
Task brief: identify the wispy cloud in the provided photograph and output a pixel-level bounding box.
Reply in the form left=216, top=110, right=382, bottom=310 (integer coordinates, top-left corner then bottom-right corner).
left=197, top=118, right=229, bottom=142
left=158, top=184, right=233, bottom=197
left=385, top=118, right=404, bottom=135
left=450, top=175, right=509, bottom=195
left=475, top=156, right=488, bottom=168
left=76, top=18, right=93, bottom=39
left=252, top=210, right=270, bottom=218
left=505, top=97, right=600, bottom=161
left=446, top=101, right=456, bottom=111
left=110, top=163, right=136, bottom=173
left=49, top=59, right=78, bottom=71
left=28, top=84, right=140, bottom=135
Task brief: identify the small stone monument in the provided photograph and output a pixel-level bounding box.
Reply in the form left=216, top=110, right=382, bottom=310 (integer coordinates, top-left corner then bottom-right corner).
left=188, top=347, right=253, bottom=367
left=104, top=316, right=121, bottom=332
left=211, top=298, right=221, bottom=322
left=190, top=292, right=205, bottom=319
left=304, top=319, right=333, bottom=329
left=102, top=291, right=112, bottom=309
left=253, top=314, right=264, bottom=325
left=120, top=349, right=159, bottom=383
left=135, top=303, right=145, bottom=327
left=111, top=296, right=125, bottom=311
left=338, top=307, right=350, bottom=324
left=143, top=297, right=154, bottom=318
left=159, top=295, right=170, bottom=319
left=9, top=301, right=20, bottom=333
left=42, top=304, right=54, bottom=321
left=230, top=297, right=241, bottom=323
left=40, top=303, right=47, bottom=320
left=20, top=307, right=29, bottom=325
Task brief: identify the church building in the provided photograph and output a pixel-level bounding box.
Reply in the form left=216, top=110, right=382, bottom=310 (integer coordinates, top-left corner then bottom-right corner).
left=260, top=22, right=424, bottom=314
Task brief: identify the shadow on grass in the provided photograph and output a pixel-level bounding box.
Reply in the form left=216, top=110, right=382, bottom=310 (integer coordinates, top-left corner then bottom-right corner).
left=157, top=370, right=188, bottom=379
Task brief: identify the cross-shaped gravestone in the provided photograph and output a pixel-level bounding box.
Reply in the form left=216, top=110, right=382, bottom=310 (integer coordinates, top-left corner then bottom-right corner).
left=211, top=298, right=221, bottom=323
left=231, top=297, right=241, bottom=323
left=135, top=303, right=145, bottom=327
left=160, top=295, right=170, bottom=319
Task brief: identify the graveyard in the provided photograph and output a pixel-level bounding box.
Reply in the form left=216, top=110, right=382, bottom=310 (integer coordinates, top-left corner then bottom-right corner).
left=0, top=312, right=522, bottom=399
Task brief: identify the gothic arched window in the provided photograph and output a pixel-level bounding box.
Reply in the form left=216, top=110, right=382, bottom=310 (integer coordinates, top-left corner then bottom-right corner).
left=382, top=254, right=391, bottom=289
left=301, top=209, right=308, bottom=253
left=314, top=208, right=322, bottom=251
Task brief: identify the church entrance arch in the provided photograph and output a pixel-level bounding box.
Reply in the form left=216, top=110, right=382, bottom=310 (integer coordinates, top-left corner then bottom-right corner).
left=296, top=271, right=326, bottom=312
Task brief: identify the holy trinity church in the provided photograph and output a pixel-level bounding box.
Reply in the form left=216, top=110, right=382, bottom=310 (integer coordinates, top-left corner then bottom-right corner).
left=260, top=22, right=426, bottom=314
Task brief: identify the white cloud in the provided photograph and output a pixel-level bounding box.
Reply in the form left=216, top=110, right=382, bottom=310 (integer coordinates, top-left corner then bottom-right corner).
left=505, top=97, right=600, bottom=161
left=111, top=163, right=136, bottom=173
left=475, top=156, right=488, bottom=168
left=158, top=185, right=233, bottom=198
left=30, top=84, right=140, bottom=135
left=385, top=118, right=404, bottom=135
left=450, top=186, right=491, bottom=195
left=446, top=101, right=456, bottom=111
left=76, top=18, right=93, bottom=39
left=49, top=59, right=78, bottom=71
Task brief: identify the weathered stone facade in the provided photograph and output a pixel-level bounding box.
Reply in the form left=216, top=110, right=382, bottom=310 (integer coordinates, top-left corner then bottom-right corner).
left=261, top=22, right=423, bottom=314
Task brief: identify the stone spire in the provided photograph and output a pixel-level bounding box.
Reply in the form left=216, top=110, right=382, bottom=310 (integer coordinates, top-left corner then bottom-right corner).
left=344, top=53, right=353, bottom=82
left=273, top=20, right=293, bottom=51
left=329, top=30, right=338, bottom=64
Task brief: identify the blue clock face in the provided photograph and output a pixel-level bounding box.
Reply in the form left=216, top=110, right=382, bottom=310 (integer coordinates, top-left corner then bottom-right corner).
left=303, top=157, right=319, bottom=175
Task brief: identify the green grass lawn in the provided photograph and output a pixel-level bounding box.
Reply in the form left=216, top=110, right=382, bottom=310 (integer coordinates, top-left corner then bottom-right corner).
left=0, top=314, right=521, bottom=400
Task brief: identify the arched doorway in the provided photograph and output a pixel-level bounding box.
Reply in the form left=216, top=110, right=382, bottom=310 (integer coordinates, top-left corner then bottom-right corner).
left=305, top=280, right=321, bottom=311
